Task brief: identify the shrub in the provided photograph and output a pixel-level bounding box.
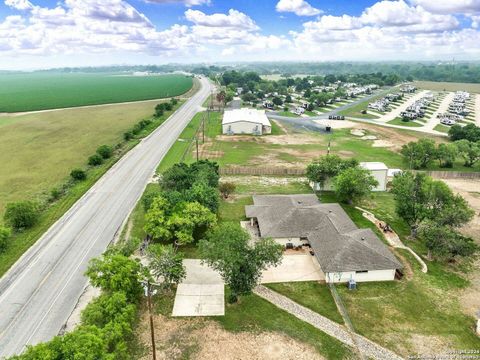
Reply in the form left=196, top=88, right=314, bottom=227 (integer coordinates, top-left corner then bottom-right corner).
left=0, top=226, right=11, bottom=253
left=4, top=201, right=39, bottom=230
left=219, top=182, right=236, bottom=199
left=96, top=145, right=113, bottom=159
left=70, top=169, right=87, bottom=181
left=123, top=131, right=133, bottom=141
left=88, top=154, right=103, bottom=166
left=171, top=98, right=178, bottom=106
left=49, top=187, right=62, bottom=202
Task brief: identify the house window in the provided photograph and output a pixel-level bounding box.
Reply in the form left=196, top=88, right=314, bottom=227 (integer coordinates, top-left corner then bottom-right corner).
left=355, top=270, right=368, bottom=274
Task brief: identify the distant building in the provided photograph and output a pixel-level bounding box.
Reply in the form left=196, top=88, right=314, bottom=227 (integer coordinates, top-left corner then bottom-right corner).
left=222, top=108, right=272, bottom=135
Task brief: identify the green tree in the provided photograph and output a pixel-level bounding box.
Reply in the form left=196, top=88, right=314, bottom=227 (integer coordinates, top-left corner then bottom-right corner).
left=435, top=143, right=457, bottom=168
left=272, top=96, right=283, bottom=106
left=169, top=202, right=217, bottom=246
left=96, top=145, right=113, bottom=159
left=219, top=182, right=236, bottom=199
left=455, top=139, right=480, bottom=167
left=419, top=221, right=477, bottom=261
left=70, top=168, right=87, bottom=181
left=0, top=226, right=11, bottom=253
left=391, top=172, right=474, bottom=236
left=199, top=223, right=282, bottom=303
left=334, top=167, right=378, bottom=204
left=143, top=196, right=172, bottom=241
left=81, top=292, right=136, bottom=359
left=306, top=155, right=358, bottom=189
left=401, top=139, right=436, bottom=169
left=391, top=172, right=430, bottom=236
left=86, top=254, right=146, bottom=302
left=88, top=154, right=103, bottom=166
left=147, top=244, right=186, bottom=287
left=185, top=181, right=219, bottom=212
left=4, top=201, right=39, bottom=230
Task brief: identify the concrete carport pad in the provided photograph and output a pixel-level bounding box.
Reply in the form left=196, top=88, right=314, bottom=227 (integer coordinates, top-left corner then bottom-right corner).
left=172, top=259, right=225, bottom=317
left=261, top=254, right=325, bottom=283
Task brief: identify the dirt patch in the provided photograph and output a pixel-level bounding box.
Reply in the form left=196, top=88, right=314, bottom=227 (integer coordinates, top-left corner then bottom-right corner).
left=262, top=133, right=320, bottom=145
left=137, top=311, right=324, bottom=360
left=372, top=140, right=394, bottom=148
left=314, top=119, right=356, bottom=129
left=405, top=334, right=451, bottom=357
left=220, top=176, right=308, bottom=186
left=350, top=129, right=365, bottom=137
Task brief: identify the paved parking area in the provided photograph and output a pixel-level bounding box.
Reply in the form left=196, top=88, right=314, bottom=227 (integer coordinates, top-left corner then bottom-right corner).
left=261, top=254, right=325, bottom=283
left=172, top=259, right=225, bottom=317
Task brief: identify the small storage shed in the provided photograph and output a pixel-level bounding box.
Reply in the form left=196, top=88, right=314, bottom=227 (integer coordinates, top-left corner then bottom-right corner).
left=359, top=162, right=388, bottom=191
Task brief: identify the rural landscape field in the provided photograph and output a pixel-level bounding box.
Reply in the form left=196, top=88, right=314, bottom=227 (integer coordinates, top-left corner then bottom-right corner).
left=0, top=73, right=193, bottom=112
left=1, top=0, right=480, bottom=359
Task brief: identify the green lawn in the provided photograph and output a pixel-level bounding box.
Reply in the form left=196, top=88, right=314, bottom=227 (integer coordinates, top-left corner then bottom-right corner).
left=266, top=282, right=344, bottom=324
left=0, top=72, right=193, bottom=112
left=388, top=118, right=423, bottom=127
left=434, top=124, right=451, bottom=133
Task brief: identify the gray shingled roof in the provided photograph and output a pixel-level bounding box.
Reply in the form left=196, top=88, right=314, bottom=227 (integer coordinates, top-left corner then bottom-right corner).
left=246, top=194, right=402, bottom=273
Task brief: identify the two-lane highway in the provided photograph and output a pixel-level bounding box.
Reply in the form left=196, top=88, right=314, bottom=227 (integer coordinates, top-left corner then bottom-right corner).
left=0, top=77, right=212, bottom=358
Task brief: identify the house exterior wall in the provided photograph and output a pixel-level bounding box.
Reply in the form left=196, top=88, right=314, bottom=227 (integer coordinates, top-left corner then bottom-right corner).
left=222, top=121, right=262, bottom=135
left=369, top=169, right=388, bottom=191
left=325, top=269, right=396, bottom=283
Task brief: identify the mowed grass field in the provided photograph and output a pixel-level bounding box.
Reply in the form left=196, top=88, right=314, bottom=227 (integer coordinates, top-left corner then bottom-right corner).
left=414, top=80, right=480, bottom=93
left=0, top=100, right=163, bottom=216
left=0, top=72, right=193, bottom=112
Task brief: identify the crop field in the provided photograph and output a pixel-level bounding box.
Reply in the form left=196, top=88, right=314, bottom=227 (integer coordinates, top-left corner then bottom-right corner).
left=0, top=100, right=161, bottom=216
left=414, top=81, right=480, bottom=93
left=0, top=72, right=193, bottom=112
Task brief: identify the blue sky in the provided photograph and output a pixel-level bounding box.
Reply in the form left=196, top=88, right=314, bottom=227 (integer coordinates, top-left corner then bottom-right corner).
left=1, top=0, right=480, bottom=69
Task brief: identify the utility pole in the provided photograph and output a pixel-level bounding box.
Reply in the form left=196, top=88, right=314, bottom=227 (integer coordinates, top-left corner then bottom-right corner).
left=196, top=137, right=199, bottom=162
left=147, top=281, right=157, bottom=360
left=202, top=113, right=205, bottom=144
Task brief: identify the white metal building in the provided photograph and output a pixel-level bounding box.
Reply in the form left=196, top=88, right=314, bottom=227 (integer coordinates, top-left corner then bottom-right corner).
left=222, top=108, right=272, bottom=135
left=359, top=162, right=388, bottom=191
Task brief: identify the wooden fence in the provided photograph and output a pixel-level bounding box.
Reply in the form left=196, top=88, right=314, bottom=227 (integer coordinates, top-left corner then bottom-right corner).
left=219, top=166, right=306, bottom=176
left=219, top=166, right=480, bottom=180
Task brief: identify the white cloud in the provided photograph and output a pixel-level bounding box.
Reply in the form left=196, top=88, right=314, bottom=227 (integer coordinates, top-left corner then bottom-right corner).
left=276, top=0, right=322, bottom=16
left=290, top=0, right=477, bottom=60
left=4, top=0, right=32, bottom=10
left=408, top=0, right=480, bottom=14
left=144, top=0, right=211, bottom=7
left=185, top=9, right=259, bottom=30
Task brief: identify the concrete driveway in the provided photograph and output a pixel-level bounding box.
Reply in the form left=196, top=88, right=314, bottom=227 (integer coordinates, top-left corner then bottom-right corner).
left=261, top=254, right=325, bottom=283
left=172, top=259, right=224, bottom=317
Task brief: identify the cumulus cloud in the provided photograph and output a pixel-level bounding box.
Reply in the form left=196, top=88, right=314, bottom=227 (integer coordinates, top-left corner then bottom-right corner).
left=144, top=0, right=211, bottom=7
left=290, top=0, right=478, bottom=60
left=276, top=0, right=322, bottom=16
left=185, top=9, right=259, bottom=30
left=5, top=0, right=32, bottom=10
left=408, top=0, right=480, bottom=14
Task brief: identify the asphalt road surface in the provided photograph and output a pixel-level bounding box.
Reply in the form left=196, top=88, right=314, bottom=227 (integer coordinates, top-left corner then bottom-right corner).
left=0, top=77, right=212, bottom=358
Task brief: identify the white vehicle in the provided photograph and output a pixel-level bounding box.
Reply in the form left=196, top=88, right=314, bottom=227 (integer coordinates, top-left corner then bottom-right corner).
left=440, top=118, right=456, bottom=126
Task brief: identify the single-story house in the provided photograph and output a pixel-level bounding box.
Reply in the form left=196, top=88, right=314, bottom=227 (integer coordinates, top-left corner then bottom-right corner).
left=311, top=161, right=388, bottom=192
left=245, top=194, right=402, bottom=283
left=222, top=108, right=272, bottom=135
